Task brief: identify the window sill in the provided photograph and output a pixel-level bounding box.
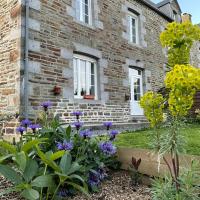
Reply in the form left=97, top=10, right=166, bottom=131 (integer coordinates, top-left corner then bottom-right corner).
left=128, top=41, right=146, bottom=49
left=73, top=19, right=95, bottom=30
left=70, top=98, right=104, bottom=105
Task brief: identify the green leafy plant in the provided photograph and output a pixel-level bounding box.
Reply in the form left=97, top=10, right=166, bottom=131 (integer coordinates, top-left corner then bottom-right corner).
left=0, top=150, right=54, bottom=200
left=35, top=146, right=88, bottom=199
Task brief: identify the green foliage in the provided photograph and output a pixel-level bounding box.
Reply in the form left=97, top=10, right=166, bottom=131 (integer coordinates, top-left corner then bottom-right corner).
left=140, top=91, right=165, bottom=128
left=160, top=22, right=200, bottom=67
left=152, top=161, right=200, bottom=200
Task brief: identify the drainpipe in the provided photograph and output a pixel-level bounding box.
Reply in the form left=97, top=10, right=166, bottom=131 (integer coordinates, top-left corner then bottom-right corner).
left=24, top=0, right=29, bottom=118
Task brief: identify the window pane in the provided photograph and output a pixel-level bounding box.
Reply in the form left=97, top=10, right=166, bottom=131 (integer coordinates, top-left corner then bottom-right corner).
left=73, top=59, right=78, bottom=96
left=132, top=18, right=136, bottom=43
left=134, top=78, right=141, bottom=101
left=80, top=60, right=86, bottom=96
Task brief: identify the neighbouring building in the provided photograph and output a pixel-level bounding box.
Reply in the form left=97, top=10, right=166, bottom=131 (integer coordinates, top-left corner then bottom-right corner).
left=0, top=0, right=199, bottom=136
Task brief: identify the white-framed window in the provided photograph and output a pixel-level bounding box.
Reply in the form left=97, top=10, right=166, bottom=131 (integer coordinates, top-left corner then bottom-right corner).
left=129, top=12, right=139, bottom=44
left=73, top=54, right=98, bottom=100
left=76, top=0, right=92, bottom=25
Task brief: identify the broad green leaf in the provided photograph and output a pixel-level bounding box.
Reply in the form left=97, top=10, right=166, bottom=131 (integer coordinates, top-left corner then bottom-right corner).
left=0, top=154, right=12, bottom=163
left=35, top=146, right=60, bottom=172
left=23, top=159, right=38, bottom=182
left=14, top=152, right=27, bottom=172
left=67, top=162, right=81, bottom=175
left=31, top=175, right=54, bottom=188
left=0, top=164, right=22, bottom=185
left=21, top=188, right=39, bottom=200
left=22, top=138, right=47, bottom=153
left=59, top=153, right=71, bottom=174
left=69, top=174, right=85, bottom=183
left=65, top=125, right=71, bottom=141
left=50, top=150, right=65, bottom=161
left=0, top=141, right=17, bottom=154
left=67, top=181, right=89, bottom=197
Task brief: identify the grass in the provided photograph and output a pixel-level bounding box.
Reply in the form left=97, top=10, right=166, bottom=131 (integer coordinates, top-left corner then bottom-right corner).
left=115, top=123, right=200, bottom=156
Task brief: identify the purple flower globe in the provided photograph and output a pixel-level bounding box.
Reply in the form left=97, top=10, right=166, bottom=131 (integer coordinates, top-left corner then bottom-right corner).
left=109, top=130, right=119, bottom=141
left=41, top=101, right=52, bottom=111
left=72, top=121, right=83, bottom=130
left=88, top=171, right=101, bottom=187
left=79, top=129, right=93, bottom=139
left=99, top=141, right=116, bottom=156
left=72, top=111, right=83, bottom=120
left=29, top=124, right=41, bottom=133
left=103, top=122, right=113, bottom=130
left=16, top=126, right=26, bottom=135
left=56, top=140, right=73, bottom=151
left=21, top=119, right=32, bottom=128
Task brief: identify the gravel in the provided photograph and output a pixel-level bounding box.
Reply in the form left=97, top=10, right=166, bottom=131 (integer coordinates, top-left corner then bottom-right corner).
left=71, top=170, right=151, bottom=200
left=0, top=171, right=151, bottom=200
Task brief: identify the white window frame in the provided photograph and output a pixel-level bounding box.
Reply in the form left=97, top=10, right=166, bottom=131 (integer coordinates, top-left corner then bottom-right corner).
left=73, top=54, right=98, bottom=100
left=78, top=0, right=92, bottom=25
left=129, top=12, right=139, bottom=44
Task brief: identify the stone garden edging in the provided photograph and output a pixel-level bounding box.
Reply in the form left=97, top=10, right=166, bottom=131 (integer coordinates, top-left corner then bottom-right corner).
left=117, top=148, right=200, bottom=177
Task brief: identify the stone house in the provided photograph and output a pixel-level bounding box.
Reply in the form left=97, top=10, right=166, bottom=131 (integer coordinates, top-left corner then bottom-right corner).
left=0, top=0, right=199, bottom=135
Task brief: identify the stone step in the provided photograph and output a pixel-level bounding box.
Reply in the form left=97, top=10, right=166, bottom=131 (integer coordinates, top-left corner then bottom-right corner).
left=72, top=122, right=150, bottom=135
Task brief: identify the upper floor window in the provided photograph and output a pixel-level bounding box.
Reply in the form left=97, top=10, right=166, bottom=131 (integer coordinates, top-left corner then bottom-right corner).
left=128, top=11, right=139, bottom=44
left=73, top=54, right=98, bottom=100
left=76, top=0, right=92, bottom=25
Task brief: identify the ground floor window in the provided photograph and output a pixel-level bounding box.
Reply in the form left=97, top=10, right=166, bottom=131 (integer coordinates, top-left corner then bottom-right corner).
left=73, top=54, right=98, bottom=100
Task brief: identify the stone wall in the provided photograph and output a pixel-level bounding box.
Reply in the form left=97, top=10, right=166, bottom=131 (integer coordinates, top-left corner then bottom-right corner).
left=24, top=0, right=169, bottom=124
left=0, top=0, right=22, bottom=134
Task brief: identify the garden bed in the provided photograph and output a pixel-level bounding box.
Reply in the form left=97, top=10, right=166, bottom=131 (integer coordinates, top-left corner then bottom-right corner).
left=0, top=171, right=151, bottom=200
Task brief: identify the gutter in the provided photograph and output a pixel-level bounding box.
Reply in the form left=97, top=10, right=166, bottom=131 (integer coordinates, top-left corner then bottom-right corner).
left=24, top=0, right=29, bottom=118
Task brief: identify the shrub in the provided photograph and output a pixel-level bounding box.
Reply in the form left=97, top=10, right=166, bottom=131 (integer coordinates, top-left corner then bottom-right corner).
left=0, top=103, right=120, bottom=199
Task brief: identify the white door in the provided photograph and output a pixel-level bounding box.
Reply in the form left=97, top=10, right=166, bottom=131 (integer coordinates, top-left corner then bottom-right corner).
left=129, top=68, right=144, bottom=116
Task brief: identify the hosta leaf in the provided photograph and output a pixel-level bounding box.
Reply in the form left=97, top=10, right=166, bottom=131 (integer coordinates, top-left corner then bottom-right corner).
left=23, top=159, right=38, bottom=182
left=0, top=164, right=22, bottom=185
left=0, top=141, right=17, bottom=154
left=31, top=175, right=54, bottom=188
left=21, top=188, right=39, bottom=200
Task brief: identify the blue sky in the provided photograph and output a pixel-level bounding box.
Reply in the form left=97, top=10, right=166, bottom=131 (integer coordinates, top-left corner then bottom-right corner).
left=152, top=0, right=200, bottom=24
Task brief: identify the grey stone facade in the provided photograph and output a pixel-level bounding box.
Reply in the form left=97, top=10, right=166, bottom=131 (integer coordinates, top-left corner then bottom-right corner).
left=1, top=0, right=199, bottom=134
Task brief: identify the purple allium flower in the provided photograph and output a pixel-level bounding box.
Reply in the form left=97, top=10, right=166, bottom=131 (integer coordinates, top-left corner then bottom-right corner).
left=16, top=126, right=26, bottom=135
left=41, top=101, right=52, bottom=111
left=56, top=140, right=73, bottom=151
left=79, top=129, right=92, bottom=139
left=72, top=121, right=83, bottom=130
left=29, top=124, right=41, bottom=133
left=99, top=141, right=116, bottom=156
left=88, top=171, right=101, bottom=187
left=109, top=130, right=119, bottom=141
left=21, top=119, right=32, bottom=128
left=103, top=122, right=113, bottom=130
left=72, top=111, right=83, bottom=120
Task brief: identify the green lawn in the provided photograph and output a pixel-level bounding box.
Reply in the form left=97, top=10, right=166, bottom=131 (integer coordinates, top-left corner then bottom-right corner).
left=115, top=124, right=200, bottom=156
